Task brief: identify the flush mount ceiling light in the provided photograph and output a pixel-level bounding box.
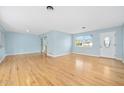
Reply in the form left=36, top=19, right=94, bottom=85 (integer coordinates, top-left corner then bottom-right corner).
left=82, top=27, right=86, bottom=29
left=46, top=6, right=54, bottom=11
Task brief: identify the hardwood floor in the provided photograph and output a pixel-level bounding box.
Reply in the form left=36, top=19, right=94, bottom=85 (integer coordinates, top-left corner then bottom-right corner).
left=0, top=53, right=124, bottom=86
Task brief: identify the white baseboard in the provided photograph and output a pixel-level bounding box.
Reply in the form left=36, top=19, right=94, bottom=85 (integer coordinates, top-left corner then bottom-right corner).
left=72, top=52, right=99, bottom=57
left=47, top=52, right=71, bottom=57
left=122, top=60, right=124, bottom=63
left=6, top=51, right=41, bottom=56
left=72, top=52, right=124, bottom=63
left=0, top=55, right=6, bottom=63
left=4, top=51, right=124, bottom=64
left=115, top=57, right=122, bottom=61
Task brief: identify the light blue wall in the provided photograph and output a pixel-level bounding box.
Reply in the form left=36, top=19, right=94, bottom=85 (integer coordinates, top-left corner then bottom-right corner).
left=0, top=25, right=6, bottom=59
left=1, top=25, right=124, bottom=60
left=72, top=26, right=123, bottom=59
left=5, top=31, right=41, bottom=55
left=0, top=48, right=5, bottom=58
left=123, top=25, right=124, bottom=60
left=116, top=27, right=123, bottom=59
left=47, top=31, right=72, bottom=55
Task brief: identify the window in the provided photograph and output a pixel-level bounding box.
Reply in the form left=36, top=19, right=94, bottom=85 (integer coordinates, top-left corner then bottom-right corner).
left=75, top=35, right=93, bottom=48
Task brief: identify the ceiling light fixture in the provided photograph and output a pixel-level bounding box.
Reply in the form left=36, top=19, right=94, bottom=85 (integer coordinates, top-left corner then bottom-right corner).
left=82, top=27, right=86, bottom=29
left=46, top=6, right=54, bottom=10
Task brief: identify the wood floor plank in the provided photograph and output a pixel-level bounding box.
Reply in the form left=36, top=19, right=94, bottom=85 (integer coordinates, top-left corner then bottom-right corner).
left=0, top=53, right=124, bottom=86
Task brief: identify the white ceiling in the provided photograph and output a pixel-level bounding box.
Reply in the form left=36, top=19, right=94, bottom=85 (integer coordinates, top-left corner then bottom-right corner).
left=0, top=6, right=124, bottom=34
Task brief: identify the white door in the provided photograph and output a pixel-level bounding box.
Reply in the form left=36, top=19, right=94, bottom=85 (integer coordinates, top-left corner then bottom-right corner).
left=100, top=32, right=116, bottom=58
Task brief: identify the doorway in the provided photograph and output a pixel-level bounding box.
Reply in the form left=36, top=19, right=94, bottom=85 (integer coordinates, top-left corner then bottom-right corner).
left=41, top=34, right=48, bottom=56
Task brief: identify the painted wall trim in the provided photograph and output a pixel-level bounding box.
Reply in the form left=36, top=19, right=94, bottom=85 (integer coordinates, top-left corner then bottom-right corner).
left=123, top=60, right=124, bottom=63
left=6, top=51, right=41, bottom=56
left=115, top=57, right=122, bottom=61
left=1, top=51, right=124, bottom=64
left=47, top=52, right=71, bottom=57
left=0, top=55, right=6, bottom=63
left=72, top=52, right=100, bottom=57
left=72, top=52, right=124, bottom=63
